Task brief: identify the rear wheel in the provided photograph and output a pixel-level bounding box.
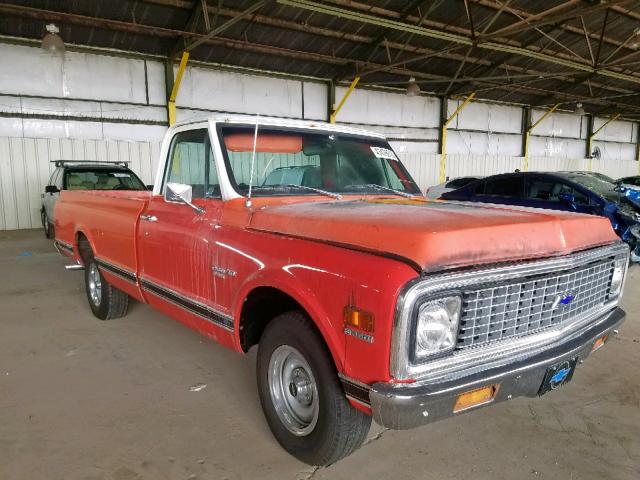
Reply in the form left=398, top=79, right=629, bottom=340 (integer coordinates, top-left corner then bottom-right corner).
left=84, top=259, right=129, bottom=320
left=257, top=312, right=371, bottom=466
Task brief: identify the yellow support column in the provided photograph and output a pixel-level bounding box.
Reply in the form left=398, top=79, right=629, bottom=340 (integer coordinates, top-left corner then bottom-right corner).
left=524, top=103, right=560, bottom=172
left=168, top=51, right=190, bottom=126
left=330, top=76, right=360, bottom=124
left=587, top=113, right=620, bottom=171
left=440, top=92, right=475, bottom=183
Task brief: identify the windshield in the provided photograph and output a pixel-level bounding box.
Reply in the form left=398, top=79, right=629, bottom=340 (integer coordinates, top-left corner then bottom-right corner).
left=65, top=169, right=146, bottom=191
left=555, top=173, right=619, bottom=202
left=219, top=126, right=421, bottom=197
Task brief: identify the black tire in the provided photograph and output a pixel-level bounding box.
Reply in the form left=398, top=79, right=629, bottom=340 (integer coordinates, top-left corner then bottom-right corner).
left=83, top=258, right=129, bottom=320
left=42, top=210, right=54, bottom=239
left=257, top=312, right=371, bottom=466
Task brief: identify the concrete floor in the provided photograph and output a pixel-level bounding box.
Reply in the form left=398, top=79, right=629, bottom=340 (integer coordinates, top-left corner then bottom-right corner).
left=0, top=230, right=639, bottom=480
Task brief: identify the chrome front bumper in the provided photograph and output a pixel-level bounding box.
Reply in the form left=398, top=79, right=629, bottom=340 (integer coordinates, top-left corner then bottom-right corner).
left=369, top=306, right=625, bottom=430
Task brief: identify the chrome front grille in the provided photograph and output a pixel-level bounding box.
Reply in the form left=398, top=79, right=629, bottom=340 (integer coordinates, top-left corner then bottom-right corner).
left=456, top=259, right=615, bottom=350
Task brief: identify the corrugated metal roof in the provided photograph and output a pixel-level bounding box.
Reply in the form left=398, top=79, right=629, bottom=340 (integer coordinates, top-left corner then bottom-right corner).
left=0, top=0, right=639, bottom=117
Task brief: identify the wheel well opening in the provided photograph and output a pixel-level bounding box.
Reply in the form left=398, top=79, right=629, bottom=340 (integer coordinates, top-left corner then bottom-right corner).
left=76, top=232, right=92, bottom=264
left=240, top=287, right=304, bottom=352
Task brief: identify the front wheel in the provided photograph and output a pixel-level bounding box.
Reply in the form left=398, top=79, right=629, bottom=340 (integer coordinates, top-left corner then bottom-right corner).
left=84, top=260, right=129, bottom=320
left=257, top=312, right=371, bottom=466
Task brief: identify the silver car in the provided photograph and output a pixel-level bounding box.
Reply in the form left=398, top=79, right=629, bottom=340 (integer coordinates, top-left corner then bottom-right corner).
left=41, top=161, right=147, bottom=238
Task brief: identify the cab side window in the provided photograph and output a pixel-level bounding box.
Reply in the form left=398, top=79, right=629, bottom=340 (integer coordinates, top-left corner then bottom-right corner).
left=165, top=129, right=220, bottom=199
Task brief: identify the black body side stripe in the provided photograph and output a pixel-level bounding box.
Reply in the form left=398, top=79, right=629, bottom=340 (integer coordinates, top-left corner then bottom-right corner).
left=140, top=278, right=234, bottom=331
left=339, top=377, right=371, bottom=406
left=95, top=258, right=137, bottom=284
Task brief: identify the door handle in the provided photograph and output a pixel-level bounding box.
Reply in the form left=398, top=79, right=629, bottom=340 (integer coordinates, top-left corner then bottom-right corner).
left=140, top=214, right=158, bottom=222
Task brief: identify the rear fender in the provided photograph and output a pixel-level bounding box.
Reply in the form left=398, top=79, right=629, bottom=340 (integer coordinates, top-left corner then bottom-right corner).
left=73, top=226, right=99, bottom=264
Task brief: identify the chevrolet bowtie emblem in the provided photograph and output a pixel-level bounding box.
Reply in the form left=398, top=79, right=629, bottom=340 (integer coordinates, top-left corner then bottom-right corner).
left=551, top=292, right=575, bottom=311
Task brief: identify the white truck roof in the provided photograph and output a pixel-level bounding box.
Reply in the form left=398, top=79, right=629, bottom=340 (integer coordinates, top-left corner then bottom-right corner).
left=172, top=114, right=386, bottom=140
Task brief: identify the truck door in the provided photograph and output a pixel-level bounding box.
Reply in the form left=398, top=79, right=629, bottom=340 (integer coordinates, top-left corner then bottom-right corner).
left=137, top=127, right=232, bottom=336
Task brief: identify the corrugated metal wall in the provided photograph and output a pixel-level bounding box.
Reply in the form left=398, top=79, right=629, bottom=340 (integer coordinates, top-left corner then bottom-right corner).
left=0, top=137, right=161, bottom=230
left=3, top=133, right=636, bottom=231
left=1, top=44, right=639, bottom=230
left=399, top=153, right=639, bottom=194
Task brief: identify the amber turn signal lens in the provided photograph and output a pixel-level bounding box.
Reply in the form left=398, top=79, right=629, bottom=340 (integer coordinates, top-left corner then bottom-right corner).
left=343, top=306, right=375, bottom=333
left=453, top=384, right=499, bottom=413
left=592, top=334, right=609, bottom=352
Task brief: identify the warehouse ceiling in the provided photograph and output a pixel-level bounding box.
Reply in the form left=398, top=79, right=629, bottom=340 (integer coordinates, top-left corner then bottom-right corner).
left=1, top=0, right=640, bottom=118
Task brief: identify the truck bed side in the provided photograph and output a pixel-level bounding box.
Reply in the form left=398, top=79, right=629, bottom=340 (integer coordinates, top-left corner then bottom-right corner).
left=55, top=190, right=152, bottom=300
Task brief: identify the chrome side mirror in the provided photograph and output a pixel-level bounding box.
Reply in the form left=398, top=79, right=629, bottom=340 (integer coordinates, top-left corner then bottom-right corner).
left=165, top=182, right=205, bottom=215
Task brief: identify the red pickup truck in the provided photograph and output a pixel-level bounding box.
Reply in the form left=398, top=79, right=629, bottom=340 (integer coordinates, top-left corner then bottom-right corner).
left=54, top=115, right=629, bottom=465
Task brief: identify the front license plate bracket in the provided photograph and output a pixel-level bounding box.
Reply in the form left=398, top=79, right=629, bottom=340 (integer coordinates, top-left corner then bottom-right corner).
left=538, top=357, right=578, bottom=396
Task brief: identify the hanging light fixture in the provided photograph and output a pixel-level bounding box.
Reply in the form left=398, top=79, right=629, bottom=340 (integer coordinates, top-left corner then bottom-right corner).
left=575, top=103, right=585, bottom=115
left=406, top=77, right=421, bottom=96
left=42, top=23, right=65, bottom=55
left=630, top=27, right=640, bottom=49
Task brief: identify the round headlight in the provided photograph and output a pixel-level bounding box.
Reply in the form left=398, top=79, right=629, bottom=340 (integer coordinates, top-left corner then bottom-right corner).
left=415, top=296, right=461, bottom=359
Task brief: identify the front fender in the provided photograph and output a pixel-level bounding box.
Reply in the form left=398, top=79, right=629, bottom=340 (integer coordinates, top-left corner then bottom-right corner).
left=217, top=227, right=418, bottom=384
left=233, top=269, right=347, bottom=371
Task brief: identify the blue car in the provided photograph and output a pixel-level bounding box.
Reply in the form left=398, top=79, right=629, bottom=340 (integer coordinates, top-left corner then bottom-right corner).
left=440, top=171, right=640, bottom=260
left=615, top=175, right=640, bottom=210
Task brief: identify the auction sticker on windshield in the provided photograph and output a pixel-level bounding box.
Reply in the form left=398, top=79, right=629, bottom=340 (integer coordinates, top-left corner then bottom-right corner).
left=370, top=146, right=398, bottom=161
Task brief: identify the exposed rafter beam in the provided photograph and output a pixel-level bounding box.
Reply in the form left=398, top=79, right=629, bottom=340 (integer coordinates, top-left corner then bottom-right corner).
left=611, top=3, right=640, bottom=21
left=170, top=0, right=203, bottom=58
left=606, top=49, right=640, bottom=67
left=356, top=45, right=463, bottom=78
left=594, top=8, right=610, bottom=67
left=143, top=0, right=640, bottom=85
left=200, top=0, right=211, bottom=32
left=476, top=0, right=512, bottom=35
left=580, top=15, right=595, bottom=66
left=186, top=0, right=269, bottom=51
left=367, top=71, right=580, bottom=87
left=481, top=0, right=630, bottom=40
left=1, top=1, right=639, bottom=115
left=463, top=0, right=476, bottom=42
left=482, top=0, right=581, bottom=38
left=331, top=0, right=431, bottom=81
left=275, top=0, right=640, bottom=85
left=471, top=0, right=639, bottom=53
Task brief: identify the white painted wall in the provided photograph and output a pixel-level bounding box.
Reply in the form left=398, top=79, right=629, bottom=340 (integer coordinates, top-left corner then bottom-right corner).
left=0, top=43, right=638, bottom=229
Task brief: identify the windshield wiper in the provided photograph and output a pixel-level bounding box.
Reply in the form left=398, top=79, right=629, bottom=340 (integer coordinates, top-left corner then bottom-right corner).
left=351, top=183, right=414, bottom=198
left=286, top=184, right=342, bottom=200
left=249, top=184, right=342, bottom=200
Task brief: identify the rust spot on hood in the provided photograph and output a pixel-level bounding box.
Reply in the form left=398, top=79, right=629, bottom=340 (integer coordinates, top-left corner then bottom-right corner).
left=247, top=199, right=619, bottom=272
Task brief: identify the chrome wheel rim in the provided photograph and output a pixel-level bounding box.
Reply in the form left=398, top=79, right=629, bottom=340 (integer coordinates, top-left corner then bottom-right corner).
left=268, top=345, right=319, bottom=436
left=88, top=263, right=102, bottom=307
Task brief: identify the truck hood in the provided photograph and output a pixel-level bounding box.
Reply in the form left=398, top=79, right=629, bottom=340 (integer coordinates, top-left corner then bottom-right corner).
left=248, top=198, right=619, bottom=272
